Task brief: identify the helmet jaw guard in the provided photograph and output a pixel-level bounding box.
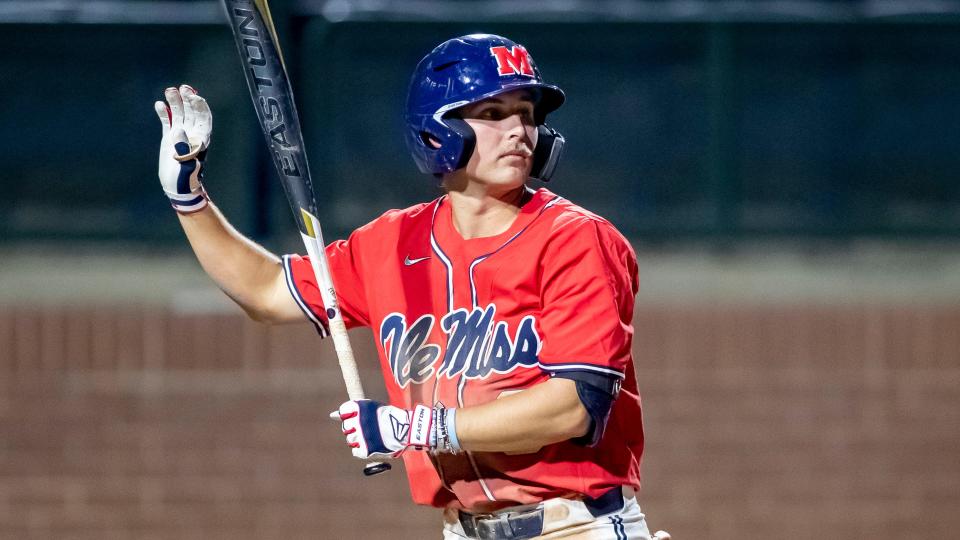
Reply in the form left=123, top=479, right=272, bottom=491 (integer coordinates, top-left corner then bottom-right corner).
left=530, top=125, right=564, bottom=182
left=405, top=34, right=566, bottom=181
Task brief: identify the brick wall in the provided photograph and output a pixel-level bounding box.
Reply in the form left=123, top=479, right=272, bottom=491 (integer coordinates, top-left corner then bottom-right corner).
left=1, top=304, right=958, bottom=539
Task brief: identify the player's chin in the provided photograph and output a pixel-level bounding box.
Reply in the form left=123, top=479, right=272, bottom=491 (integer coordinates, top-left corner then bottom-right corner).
left=467, top=161, right=531, bottom=192
left=491, top=174, right=529, bottom=192
left=491, top=162, right=532, bottom=186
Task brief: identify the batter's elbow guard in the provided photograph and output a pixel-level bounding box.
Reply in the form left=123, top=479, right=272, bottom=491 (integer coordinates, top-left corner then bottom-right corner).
left=551, top=371, right=621, bottom=447
left=572, top=380, right=617, bottom=447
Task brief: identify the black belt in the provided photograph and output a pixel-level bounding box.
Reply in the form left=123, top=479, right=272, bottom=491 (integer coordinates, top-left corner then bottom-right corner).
left=457, top=487, right=625, bottom=540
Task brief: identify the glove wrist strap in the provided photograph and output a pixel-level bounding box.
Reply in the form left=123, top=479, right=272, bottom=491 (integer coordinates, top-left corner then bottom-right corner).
left=407, top=404, right=433, bottom=449
left=402, top=404, right=461, bottom=454
left=167, top=185, right=209, bottom=215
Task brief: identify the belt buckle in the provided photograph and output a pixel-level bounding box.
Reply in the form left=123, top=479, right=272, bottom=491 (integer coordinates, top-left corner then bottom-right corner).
left=470, top=512, right=490, bottom=536
left=475, top=507, right=543, bottom=540
left=477, top=513, right=515, bottom=540
left=458, top=510, right=491, bottom=539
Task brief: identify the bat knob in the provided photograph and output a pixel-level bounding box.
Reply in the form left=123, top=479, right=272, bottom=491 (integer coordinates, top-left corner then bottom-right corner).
left=363, top=461, right=392, bottom=476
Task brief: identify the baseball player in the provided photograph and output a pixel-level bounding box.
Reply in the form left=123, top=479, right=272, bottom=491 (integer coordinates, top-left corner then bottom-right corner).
left=155, top=34, right=668, bottom=540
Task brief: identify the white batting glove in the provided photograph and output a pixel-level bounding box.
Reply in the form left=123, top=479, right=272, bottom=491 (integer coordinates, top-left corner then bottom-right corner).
left=154, top=84, right=212, bottom=214
left=329, top=400, right=436, bottom=460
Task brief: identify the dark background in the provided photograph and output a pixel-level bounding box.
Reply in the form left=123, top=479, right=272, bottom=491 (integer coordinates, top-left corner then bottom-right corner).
left=2, top=0, right=958, bottom=246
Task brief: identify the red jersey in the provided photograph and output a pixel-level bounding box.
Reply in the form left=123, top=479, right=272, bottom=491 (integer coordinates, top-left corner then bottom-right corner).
left=284, top=187, right=644, bottom=512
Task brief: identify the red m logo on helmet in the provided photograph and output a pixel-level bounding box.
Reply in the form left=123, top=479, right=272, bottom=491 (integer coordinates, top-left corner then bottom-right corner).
left=490, top=46, right=535, bottom=77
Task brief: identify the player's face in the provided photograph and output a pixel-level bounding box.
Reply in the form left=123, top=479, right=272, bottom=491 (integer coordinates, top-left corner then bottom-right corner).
left=457, top=89, right=539, bottom=192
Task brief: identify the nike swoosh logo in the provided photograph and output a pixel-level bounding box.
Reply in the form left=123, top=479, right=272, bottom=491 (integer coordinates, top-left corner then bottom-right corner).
left=404, top=255, right=430, bottom=266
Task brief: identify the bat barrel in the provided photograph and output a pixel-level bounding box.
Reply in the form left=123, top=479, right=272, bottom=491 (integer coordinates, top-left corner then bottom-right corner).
left=220, top=0, right=318, bottom=234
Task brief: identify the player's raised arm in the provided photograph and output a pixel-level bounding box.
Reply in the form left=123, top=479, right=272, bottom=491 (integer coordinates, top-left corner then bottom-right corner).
left=154, top=84, right=302, bottom=324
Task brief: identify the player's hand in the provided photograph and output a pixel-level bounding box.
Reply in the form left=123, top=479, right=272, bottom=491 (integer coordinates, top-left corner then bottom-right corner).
left=329, top=400, right=433, bottom=460
left=154, top=84, right=212, bottom=213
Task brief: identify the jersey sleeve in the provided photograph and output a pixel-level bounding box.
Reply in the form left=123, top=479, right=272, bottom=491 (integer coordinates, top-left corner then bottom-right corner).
left=537, top=215, right=639, bottom=380
left=282, top=229, right=371, bottom=336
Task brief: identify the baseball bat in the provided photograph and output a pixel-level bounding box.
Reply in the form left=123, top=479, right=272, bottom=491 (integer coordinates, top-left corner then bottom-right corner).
left=220, top=0, right=390, bottom=477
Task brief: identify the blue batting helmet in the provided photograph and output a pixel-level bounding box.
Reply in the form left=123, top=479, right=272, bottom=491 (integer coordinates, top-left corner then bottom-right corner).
left=404, top=34, right=566, bottom=181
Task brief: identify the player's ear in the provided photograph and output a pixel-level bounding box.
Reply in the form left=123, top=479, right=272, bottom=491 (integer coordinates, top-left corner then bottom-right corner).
left=427, top=135, right=442, bottom=149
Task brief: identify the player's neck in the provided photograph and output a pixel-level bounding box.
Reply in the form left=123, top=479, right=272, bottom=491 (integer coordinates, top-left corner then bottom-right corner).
left=444, top=184, right=532, bottom=240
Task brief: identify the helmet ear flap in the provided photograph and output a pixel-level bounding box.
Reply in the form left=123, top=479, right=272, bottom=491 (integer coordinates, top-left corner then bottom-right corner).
left=443, top=118, right=476, bottom=171
left=530, top=124, right=564, bottom=182
left=410, top=117, right=477, bottom=174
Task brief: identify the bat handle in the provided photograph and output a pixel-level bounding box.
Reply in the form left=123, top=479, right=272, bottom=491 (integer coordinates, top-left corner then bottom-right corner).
left=363, top=461, right=392, bottom=476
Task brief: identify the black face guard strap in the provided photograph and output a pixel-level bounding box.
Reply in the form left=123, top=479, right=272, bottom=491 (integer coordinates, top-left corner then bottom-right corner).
left=530, top=124, right=565, bottom=182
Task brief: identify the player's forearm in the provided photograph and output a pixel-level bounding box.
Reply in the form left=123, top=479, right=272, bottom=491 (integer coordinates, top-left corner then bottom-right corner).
left=454, top=378, right=590, bottom=453
left=156, top=86, right=304, bottom=325
left=177, top=202, right=285, bottom=321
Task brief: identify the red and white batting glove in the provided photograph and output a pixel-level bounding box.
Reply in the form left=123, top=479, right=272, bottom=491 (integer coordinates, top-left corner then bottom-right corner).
left=154, top=84, right=212, bottom=214
left=329, top=400, right=460, bottom=460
